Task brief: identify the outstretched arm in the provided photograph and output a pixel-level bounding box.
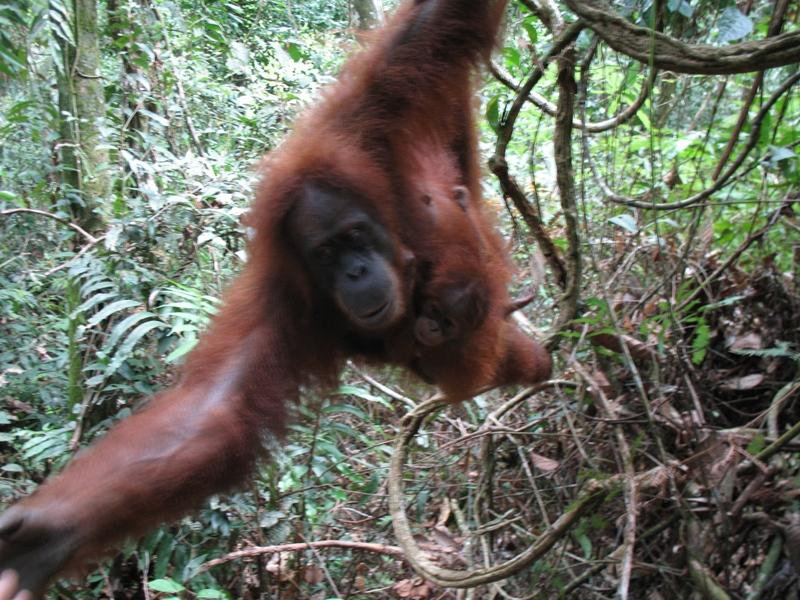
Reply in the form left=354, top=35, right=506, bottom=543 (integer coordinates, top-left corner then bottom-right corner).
left=0, top=290, right=292, bottom=597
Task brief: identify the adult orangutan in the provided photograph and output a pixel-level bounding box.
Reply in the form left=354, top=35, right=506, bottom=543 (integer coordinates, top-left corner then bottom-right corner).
left=0, top=0, right=550, bottom=595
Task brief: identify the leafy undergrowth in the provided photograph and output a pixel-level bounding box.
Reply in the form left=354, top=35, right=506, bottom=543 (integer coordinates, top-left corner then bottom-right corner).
left=367, top=259, right=800, bottom=599
left=2, top=238, right=797, bottom=600
left=109, top=258, right=795, bottom=600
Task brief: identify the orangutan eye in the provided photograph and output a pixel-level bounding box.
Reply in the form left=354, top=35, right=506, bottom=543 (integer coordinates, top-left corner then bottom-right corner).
left=348, top=228, right=365, bottom=244
left=315, top=246, right=335, bottom=265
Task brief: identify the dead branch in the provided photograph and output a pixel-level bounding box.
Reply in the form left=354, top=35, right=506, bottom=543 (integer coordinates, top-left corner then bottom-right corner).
left=490, top=160, right=568, bottom=288
left=679, top=197, right=795, bottom=309
left=387, top=388, right=681, bottom=588
left=0, top=208, right=99, bottom=244
left=573, top=361, right=637, bottom=599
left=197, top=540, right=406, bottom=573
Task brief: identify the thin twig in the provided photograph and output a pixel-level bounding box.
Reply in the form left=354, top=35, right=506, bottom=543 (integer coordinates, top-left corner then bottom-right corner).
left=586, top=72, right=800, bottom=210
left=489, top=22, right=583, bottom=290
left=572, top=361, right=638, bottom=599
left=1, top=208, right=99, bottom=243
left=348, top=361, right=417, bottom=409
left=679, top=196, right=793, bottom=310
left=712, top=0, right=790, bottom=180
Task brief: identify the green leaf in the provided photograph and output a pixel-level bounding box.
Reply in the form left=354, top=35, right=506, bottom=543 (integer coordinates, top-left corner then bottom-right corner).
left=79, top=279, right=114, bottom=297
left=259, top=511, right=285, bottom=529
left=521, top=17, right=538, bottom=45
left=609, top=214, right=638, bottom=233
left=746, top=434, right=765, bottom=456
left=85, top=373, right=106, bottom=387
left=74, top=292, right=117, bottom=317
left=503, top=46, right=520, bottom=69
left=227, top=40, right=251, bottom=74
left=667, top=0, right=693, bottom=17
left=731, top=343, right=799, bottom=361
left=88, top=320, right=169, bottom=385
left=636, top=109, right=651, bottom=130
left=153, top=534, right=176, bottom=579
left=0, top=45, right=25, bottom=75
left=283, top=41, right=306, bottom=62
left=105, top=312, right=158, bottom=352
left=691, top=318, right=711, bottom=365
left=576, top=531, right=592, bottom=558
left=323, top=403, right=368, bottom=419
left=112, top=320, right=168, bottom=359
left=485, top=95, right=501, bottom=132
left=335, top=384, right=385, bottom=404
left=757, top=113, right=772, bottom=148
left=165, top=337, right=199, bottom=363
left=4, top=101, right=36, bottom=123
left=85, top=299, right=141, bottom=328
left=674, top=132, right=701, bottom=155
left=139, top=109, right=169, bottom=127
left=0, top=3, right=27, bottom=24
left=48, top=5, right=74, bottom=45
left=197, top=590, right=225, bottom=599
left=22, top=432, right=68, bottom=461
left=716, top=7, right=753, bottom=43
left=147, top=578, right=185, bottom=593
left=769, top=146, right=795, bottom=164
left=701, top=295, right=745, bottom=311
left=182, top=554, right=209, bottom=581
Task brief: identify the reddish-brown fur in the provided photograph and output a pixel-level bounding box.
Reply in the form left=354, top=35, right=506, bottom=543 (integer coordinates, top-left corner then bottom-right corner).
left=395, top=139, right=550, bottom=401
left=0, top=0, right=550, bottom=595
left=396, top=143, right=509, bottom=399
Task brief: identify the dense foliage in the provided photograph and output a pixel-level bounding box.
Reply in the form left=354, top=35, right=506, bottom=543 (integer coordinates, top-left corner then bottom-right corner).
left=0, top=0, right=798, bottom=598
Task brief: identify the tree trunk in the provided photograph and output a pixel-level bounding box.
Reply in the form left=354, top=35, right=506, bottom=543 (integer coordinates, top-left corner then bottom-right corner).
left=56, top=0, right=109, bottom=232
left=353, top=0, right=383, bottom=29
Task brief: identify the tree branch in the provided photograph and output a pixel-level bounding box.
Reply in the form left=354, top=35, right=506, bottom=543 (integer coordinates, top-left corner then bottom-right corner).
left=0, top=208, right=99, bottom=243
left=549, top=45, right=581, bottom=339
left=490, top=61, right=655, bottom=134
left=563, top=0, right=800, bottom=74
left=198, top=540, right=406, bottom=573
left=586, top=71, right=800, bottom=210
left=711, top=0, right=790, bottom=180
left=489, top=21, right=583, bottom=289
